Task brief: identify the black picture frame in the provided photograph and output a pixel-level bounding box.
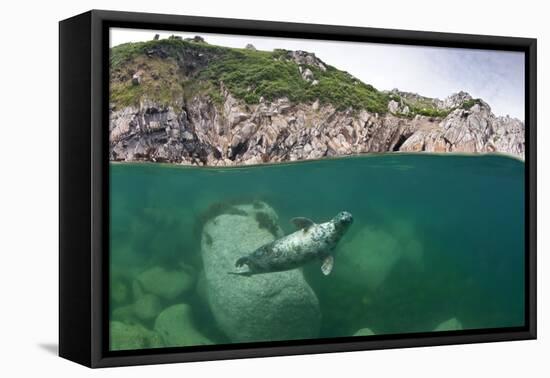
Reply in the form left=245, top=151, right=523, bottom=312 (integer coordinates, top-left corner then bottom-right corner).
left=59, top=9, right=537, bottom=368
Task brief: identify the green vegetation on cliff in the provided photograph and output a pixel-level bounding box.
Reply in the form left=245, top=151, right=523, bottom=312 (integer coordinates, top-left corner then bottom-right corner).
left=110, top=38, right=225, bottom=108
left=388, top=92, right=452, bottom=118
left=109, top=37, right=467, bottom=117
left=110, top=38, right=388, bottom=112
left=110, top=37, right=226, bottom=71
left=199, top=47, right=389, bottom=112
left=110, top=55, right=185, bottom=108
left=461, top=98, right=483, bottom=110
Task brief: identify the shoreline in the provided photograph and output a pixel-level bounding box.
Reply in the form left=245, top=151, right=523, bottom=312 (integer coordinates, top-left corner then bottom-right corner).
left=109, top=151, right=525, bottom=170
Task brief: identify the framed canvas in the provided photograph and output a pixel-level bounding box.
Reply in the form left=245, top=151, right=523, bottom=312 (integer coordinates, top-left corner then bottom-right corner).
left=59, top=10, right=537, bottom=368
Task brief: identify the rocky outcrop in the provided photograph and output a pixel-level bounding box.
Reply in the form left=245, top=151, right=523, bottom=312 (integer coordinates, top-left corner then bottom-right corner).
left=400, top=100, right=524, bottom=156
left=109, top=99, right=219, bottom=165
left=110, top=88, right=524, bottom=165
left=440, top=91, right=472, bottom=109
left=286, top=50, right=327, bottom=71
left=200, top=202, right=321, bottom=342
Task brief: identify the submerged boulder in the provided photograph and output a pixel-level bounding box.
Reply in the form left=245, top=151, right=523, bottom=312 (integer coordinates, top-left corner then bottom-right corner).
left=137, top=266, right=195, bottom=300
left=336, top=221, right=424, bottom=291
left=353, top=327, right=375, bottom=336
left=110, top=278, right=129, bottom=305
left=111, top=291, right=162, bottom=323
left=201, top=202, right=321, bottom=342
left=110, top=321, right=163, bottom=351
left=133, top=293, right=162, bottom=321
left=111, top=304, right=136, bottom=324
left=434, top=317, right=463, bottom=331
left=154, top=304, right=212, bottom=347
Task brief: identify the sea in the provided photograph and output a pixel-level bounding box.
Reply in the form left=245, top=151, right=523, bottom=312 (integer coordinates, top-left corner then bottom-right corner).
left=109, top=153, right=525, bottom=350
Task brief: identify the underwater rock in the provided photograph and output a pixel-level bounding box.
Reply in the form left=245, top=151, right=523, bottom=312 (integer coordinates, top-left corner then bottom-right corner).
left=110, top=321, right=163, bottom=350
left=132, top=279, right=145, bottom=299
left=201, top=202, right=321, bottom=342
left=112, top=293, right=162, bottom=323
left=154, top=304, right=212, bottom=347
left=353, top=327, right=375, bottom=336
left=337, top=222, right=424, bottom=291
left=110, top=278, right=129, bottom=305
left=111, top=305, right=137, bottom=324
left=434, top=317, right=463, bottom=331
left=133, top=293, right=162, bottom=321
left=137, top=266, right=195, bottom=300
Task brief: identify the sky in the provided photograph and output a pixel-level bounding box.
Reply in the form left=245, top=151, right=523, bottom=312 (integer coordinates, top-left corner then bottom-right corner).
left=111, top=28, right=525, bottom=120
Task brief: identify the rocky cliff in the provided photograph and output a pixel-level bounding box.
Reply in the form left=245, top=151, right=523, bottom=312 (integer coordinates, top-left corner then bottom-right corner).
left=109, top=37, right=525, bottom=165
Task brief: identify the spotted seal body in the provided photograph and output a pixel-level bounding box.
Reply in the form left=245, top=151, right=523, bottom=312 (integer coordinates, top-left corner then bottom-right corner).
left=231, top=211, right=353, bottom=276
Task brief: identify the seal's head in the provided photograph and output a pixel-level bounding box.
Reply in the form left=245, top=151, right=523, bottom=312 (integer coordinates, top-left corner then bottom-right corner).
left=333, top=211, right=353, bottom=232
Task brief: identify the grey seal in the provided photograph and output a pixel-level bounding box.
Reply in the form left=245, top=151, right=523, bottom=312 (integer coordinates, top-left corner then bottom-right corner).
left=230, top=211, right=353, bottom=276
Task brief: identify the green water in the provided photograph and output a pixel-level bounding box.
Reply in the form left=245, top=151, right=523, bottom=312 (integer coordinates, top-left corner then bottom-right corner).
left=109, top=154, right=525, bottom=350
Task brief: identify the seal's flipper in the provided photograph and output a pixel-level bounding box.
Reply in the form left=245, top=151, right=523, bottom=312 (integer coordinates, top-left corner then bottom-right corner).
left=235, top=256, right=249, bottom=268
left=321, top=255, right=334, bottom=275
left=228, top=271, right=253, bottom=277
left=291, top=217, right=314, bottom=231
